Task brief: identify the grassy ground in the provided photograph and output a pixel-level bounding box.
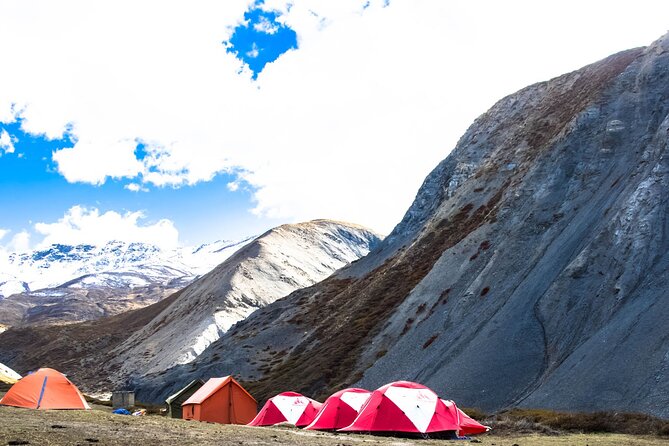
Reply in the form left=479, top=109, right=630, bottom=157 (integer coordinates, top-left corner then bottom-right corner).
left=0, top=405, right=667, bottom=446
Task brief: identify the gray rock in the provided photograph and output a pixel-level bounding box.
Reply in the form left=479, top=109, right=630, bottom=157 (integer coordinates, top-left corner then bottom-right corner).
left=138, top=33, right=669, bottom=418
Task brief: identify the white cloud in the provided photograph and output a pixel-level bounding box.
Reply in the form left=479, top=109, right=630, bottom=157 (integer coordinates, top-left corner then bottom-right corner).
left=34, top=206, right=180, bottom=249
left=6, top=231, right=31, bottom=253
left=1, top=1, right=668, bottom=233
left=254, top=16, right=279, bottom=34
left=0, top=129, right=16, bottom=154
left=124, top=182, right=148, bottom=192
left=0, top=228, right=8, bottom=242
left=246, top=43, right=260, bottom=59
left=52, top=138, right=145, bottom=185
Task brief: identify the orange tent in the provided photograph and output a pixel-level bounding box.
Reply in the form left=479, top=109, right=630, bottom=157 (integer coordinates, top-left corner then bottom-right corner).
left=0, top=368, right=90, bottom=410
left=182, top=376, right=256, bottom=424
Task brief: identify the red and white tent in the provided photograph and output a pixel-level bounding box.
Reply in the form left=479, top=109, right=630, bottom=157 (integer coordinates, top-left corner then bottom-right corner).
left=339, top=381, right=461, bottom=434
left=305, top=388, right=371, bottom=430
left=247, top=391, right=322, bottom=427
left=441, top=399, right=490, bottom=436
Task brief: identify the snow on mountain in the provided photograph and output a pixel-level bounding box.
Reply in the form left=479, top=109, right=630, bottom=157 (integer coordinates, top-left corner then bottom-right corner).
left=109, top=220, right=381, bottom=378
left=0, top=238, right=253, bottom=298
left=0, top=276, right=29, bottom=300
left=0, top=237, right=254, bottom=326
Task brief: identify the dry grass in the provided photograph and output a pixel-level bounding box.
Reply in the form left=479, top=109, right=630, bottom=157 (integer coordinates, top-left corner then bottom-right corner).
left=0, top=406, right=667, bottom=446
left=485, top=408, right=669, bottom=437
left=481, top=435, right=668, bottom=446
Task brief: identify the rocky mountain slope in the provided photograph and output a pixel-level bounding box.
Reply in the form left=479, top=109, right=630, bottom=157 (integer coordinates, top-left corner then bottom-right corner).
left=0, top=289, right=184, bottom=393
left=0, top=239, right=252, bottom=326
left=0, top=220, right=380, bottom=389
left=108, top=220, right=380, bottom=378
left=136, top=33, right=669, bottom=418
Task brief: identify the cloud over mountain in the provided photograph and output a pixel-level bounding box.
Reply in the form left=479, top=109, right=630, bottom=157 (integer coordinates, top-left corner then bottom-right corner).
left=34, top=206, right=179, bottom=250
left=1, top=0, right=668, bottom=233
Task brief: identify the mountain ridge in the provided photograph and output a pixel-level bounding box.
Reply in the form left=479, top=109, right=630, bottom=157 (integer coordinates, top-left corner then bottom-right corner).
left=107, top=219, right=381, bottom=379
left=0, top=219, right=381, bottom=392
left=0, top=238, right=253, bottom=297
left=0, top=237, right=255, bottom=326
left=133, top=34, right=669, bottom=418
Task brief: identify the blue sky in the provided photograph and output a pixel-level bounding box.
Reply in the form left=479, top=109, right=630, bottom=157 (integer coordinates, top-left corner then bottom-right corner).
left=0, top=1, right=297, bottom=248
left=1, top=0, right=668, bottom=251
left=0, top=120, right=285, bottom=245
left=226, top=1, right=298, bottom=80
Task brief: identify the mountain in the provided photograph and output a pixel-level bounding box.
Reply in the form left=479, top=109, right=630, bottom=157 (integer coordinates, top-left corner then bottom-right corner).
left=0, top=238, right=252, bottom=295
left=0, top=238, right=253, bottom=326
left=107, top=220, right=381, bottom=378
left=0, top=220, right=381, bottom=391
left=134, top=34, right=669, bottom=418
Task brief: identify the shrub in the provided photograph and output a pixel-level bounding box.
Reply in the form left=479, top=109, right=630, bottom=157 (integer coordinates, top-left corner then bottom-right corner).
left=488, top=408, right=669, bottom=437
left=401, top=318, right=414, bottom=335
left=461, top=407, right=487, bottom=421
left=422, top=333, right=439, bottom=349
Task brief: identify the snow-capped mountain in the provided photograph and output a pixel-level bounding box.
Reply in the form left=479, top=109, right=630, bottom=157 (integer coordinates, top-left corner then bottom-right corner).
left=0, top=220, right=381, bottom=392
left=110, top=220, right=382, bottom=378
left=0, top=238, right=254, bottom=326
left=0, top=238, right=253, bottom=297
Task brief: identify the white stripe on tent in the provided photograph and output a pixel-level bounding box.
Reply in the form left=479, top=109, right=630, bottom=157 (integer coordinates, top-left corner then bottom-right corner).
left=384, top=386, right=438, bottom=433
left=340, top=391, right=370, bottom=411
left=271, top=395, right=309, bottom=425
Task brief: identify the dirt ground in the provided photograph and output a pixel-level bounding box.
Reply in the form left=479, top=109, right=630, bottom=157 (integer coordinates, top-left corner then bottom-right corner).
left=0, top=406, right=667, bottom=446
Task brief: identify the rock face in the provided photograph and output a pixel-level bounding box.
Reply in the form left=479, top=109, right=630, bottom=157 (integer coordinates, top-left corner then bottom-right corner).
left=137, top=34, right=669, bottom=418
left=0, top=275, right=187, bottom=327
left=0, top=220, right=380, bottom=391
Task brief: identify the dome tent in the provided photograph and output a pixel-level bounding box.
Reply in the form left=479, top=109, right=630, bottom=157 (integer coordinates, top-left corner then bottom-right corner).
left=441, top=399, right=490, bottom=436
left=305, top=388, right=371, bottom=430
left=0, top=368, right=90, bottom=410
left=339, top=381, right=460, bottom=434
left=248, top=391, right=322, bottom=427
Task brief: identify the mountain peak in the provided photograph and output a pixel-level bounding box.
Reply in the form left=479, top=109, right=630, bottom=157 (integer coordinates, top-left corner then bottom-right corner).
left=106, top=220, right=381, bottom=379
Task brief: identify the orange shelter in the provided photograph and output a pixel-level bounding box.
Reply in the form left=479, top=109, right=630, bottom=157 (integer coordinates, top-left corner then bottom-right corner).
left=0, top=368, right=90, bottom=410
left=182, top=376, right=256, bottom=424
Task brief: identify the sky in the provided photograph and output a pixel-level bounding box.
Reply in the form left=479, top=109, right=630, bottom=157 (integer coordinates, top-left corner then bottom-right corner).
left=0, top=0, right=668, bottom=251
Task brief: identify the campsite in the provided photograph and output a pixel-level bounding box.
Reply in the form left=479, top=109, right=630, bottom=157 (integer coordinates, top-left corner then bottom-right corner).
left=1, top=373, right=669, bottom=445
left=1, top=402, right=668, bottom=446
left=2, top=2, right=669, bottom=445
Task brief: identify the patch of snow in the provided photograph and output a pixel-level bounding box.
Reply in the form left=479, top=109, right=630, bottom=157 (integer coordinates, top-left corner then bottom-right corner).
left=0, top=237, right=254, bottom=298
left=0, top=278, right=28, bottom=298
